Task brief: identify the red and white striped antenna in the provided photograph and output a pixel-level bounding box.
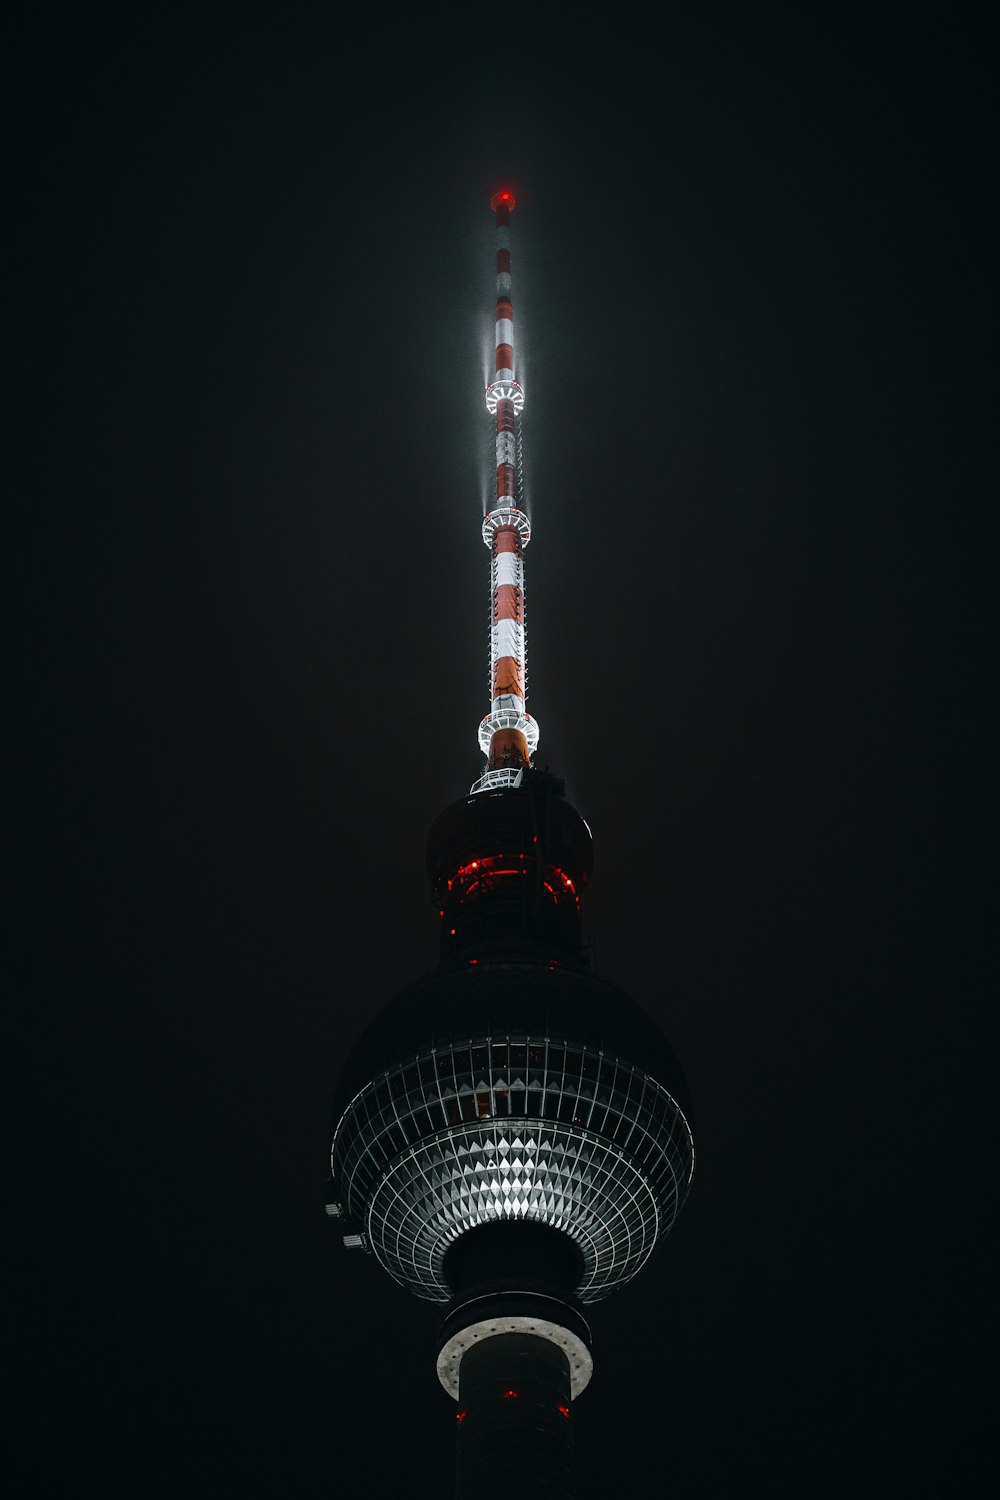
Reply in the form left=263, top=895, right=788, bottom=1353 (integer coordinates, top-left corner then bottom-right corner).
left=472, top=189, right=539, bottom=794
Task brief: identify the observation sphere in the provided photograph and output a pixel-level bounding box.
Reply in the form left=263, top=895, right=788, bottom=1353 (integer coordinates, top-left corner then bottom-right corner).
left=331, top=956, right=694, bottom=1303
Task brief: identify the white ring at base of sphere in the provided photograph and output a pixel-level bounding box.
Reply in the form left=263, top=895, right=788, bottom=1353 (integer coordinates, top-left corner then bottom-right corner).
left=436, top=1313, right=594, bottom=1400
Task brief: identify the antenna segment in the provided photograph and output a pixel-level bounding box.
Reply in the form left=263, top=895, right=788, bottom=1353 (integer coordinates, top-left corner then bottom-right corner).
left=472, top=190, right=539, bottom=795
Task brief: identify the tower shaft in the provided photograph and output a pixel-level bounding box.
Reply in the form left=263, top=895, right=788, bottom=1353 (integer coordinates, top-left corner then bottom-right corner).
left=455, top=1336, right=576, bottom=1500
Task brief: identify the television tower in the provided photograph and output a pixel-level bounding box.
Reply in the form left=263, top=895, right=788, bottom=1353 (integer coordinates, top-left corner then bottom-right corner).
left=327, top=191, right=695, bottom=1499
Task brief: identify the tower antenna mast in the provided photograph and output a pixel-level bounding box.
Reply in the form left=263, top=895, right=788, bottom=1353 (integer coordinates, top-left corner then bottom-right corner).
left=475, top=189, right=538, bottom=792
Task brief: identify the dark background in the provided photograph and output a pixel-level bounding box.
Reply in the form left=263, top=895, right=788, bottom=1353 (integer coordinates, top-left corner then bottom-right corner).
left=14, top=6, right=993, bottom=1496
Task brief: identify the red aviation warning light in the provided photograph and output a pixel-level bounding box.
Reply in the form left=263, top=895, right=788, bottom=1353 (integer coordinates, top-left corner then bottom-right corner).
left=489, top=189, right=516, bottom=212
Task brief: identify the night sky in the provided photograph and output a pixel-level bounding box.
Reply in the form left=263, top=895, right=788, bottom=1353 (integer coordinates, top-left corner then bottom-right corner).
left=15, top=8, right=993, bottom=1497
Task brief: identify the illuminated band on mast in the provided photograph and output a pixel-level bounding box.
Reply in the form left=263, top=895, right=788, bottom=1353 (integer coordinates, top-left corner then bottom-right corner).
left=473, top=190, right=538, bottom=795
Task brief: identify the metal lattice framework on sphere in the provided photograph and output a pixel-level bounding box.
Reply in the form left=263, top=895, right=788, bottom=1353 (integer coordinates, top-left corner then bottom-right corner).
left=332, top=960, right=694, bottom=1303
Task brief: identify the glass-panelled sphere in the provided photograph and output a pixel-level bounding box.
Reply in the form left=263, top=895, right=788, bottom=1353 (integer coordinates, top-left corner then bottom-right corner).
left=330, top=959, right=694, bottom=1303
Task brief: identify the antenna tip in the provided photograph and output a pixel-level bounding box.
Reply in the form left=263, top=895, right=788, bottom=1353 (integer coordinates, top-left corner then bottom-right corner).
left=490, top=189, right=516, bottom=213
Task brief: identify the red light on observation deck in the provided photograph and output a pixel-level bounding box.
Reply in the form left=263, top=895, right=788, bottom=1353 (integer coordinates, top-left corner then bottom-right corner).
left=490, top=189, right=517, bottom=213
left=447, top=854, right=580, bottom=911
